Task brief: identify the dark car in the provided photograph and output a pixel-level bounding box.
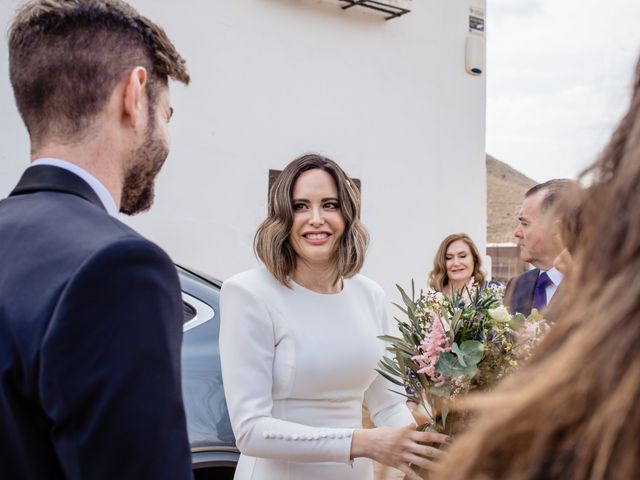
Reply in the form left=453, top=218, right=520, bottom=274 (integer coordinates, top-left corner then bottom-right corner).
left=178, top=265, right=239, bottom=479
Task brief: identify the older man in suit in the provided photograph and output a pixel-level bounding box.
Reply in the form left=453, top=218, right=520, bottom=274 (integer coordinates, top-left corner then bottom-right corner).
left=505, top=179, right=572, bottom=316
left=0, top=1, right=193, bottom=478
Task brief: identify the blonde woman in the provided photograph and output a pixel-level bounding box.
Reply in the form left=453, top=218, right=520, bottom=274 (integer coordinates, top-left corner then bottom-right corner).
left=429, top=233, right=487, bottom=296
left=220, top=154, right=448, bottom=480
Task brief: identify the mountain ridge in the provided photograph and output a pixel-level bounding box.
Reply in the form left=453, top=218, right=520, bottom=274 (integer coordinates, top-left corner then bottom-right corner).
left=486, top=154, right=537, bottom=243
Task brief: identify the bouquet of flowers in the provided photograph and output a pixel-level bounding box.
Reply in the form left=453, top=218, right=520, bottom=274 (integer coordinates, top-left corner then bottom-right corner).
left=377, top=281, right=548, bottom=435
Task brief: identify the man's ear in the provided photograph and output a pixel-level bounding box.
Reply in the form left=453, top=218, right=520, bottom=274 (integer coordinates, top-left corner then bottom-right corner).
left=551, top=218, right=565, bottom=249
left=123, top=66, right=148, bottom=129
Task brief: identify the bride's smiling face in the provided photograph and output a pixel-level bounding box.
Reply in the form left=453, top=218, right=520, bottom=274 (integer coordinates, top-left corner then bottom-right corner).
left=288, top=169, right=345, bottom=268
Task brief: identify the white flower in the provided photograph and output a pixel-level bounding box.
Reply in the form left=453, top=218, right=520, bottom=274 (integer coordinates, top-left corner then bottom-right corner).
left=488, top=305, right=511, bottom=323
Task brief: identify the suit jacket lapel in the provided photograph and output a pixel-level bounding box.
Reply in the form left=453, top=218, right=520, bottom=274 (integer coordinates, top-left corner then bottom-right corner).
left=9, top=165, right=106, bottom=212
left=506, top=268, right=539, bottom=316
left=522, top=269, right=538, bottom=314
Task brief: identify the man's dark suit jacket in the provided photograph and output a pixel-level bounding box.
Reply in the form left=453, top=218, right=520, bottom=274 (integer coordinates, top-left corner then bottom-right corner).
left=0, top=166, right=192, bottom=479
left=504, top=268, right=540, bottom=317
left=505, top=268, right=563, bottom=320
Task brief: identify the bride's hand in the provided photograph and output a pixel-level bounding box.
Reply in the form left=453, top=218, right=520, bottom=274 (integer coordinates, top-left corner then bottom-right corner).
left=350, top=423, right=449, bottom=480
left=407, top=400, right=431, bottom=426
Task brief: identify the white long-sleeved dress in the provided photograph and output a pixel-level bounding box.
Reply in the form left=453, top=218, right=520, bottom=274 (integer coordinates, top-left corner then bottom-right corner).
left=219, top=268, right=414, bottom=480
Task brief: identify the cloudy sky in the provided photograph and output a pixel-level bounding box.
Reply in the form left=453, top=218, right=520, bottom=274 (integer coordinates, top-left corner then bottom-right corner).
left=487, top=0, right=640, bottom=181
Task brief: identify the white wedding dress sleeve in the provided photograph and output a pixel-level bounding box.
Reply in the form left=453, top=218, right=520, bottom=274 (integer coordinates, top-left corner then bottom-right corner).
left=219, top=268, right=414, bottom=480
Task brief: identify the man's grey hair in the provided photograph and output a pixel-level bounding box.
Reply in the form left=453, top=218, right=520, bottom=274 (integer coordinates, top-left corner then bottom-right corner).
left=525, top=179, right=574, bottom=213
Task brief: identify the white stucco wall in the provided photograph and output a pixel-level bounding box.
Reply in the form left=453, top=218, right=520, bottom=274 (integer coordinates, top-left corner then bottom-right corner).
left=0, top=0, right=486, bottom=300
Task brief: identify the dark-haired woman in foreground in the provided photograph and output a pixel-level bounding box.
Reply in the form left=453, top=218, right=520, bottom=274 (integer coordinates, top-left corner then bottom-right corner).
left=433, top=55, right=640, bottom=480
left=220, top=154, right=448, bottom=480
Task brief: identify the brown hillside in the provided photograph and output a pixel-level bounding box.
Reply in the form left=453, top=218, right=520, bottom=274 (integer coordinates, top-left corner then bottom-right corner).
left=487, top=154, right=537, bottom=243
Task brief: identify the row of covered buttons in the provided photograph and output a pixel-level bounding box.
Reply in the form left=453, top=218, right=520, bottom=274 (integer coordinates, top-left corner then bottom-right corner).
left=262, top=430, right=353, bottom=441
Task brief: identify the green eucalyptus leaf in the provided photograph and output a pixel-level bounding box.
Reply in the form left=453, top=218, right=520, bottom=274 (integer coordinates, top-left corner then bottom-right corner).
left=435, top=352, right=478, bottom=377
left=459, top=340, right=484, bottom=366
left=450, top=343, right=467, bottom=367
left=375, top=368, right=404, bottom=386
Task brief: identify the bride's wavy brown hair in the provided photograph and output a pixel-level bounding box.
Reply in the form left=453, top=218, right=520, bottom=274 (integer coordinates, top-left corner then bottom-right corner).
left=254, top=153, right=368, bottom=287
left=433, top=56, right=640, bottom=480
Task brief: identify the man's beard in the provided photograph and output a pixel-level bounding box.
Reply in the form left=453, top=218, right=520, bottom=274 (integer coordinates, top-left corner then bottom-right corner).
left=120, top=122, right=168, bottom=215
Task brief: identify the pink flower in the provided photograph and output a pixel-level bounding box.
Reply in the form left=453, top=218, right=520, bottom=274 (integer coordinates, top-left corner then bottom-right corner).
left=412, top=314, right=451, bottom=386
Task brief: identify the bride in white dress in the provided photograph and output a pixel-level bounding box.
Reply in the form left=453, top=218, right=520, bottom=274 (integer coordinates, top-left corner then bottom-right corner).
left=219, top=154, right=448, bottom=480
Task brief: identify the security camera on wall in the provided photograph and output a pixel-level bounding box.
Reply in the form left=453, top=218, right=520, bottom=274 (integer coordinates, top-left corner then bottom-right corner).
left=465, top=35, right=485, bottom=76
left=466, top=2, right=486, bottom=76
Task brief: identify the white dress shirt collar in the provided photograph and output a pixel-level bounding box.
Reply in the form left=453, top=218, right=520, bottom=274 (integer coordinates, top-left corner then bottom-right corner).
left=30, top=158, right=118, bottom=217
